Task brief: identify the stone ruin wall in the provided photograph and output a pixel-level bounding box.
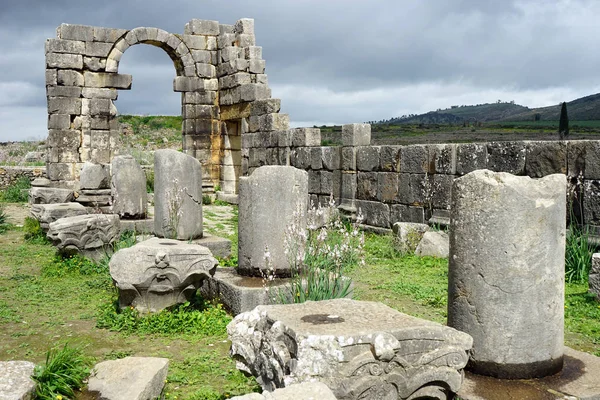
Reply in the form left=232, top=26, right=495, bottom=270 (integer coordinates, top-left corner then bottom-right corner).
left=247, top=133, right=600, bottom=232
left=45, top=18, right=283, bottom=193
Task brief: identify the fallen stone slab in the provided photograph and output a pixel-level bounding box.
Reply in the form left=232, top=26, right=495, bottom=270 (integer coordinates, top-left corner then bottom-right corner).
left=47, top=214, right=120, bottom=259
left=30, top=202, right=88, bottom=230
left=80, top=161, right=110, bottom=190
left=0, top=361, right=36, bottom=400
left=87, top=357, right=168, bottom=400
left=231, top=382, right=337, bottom=400
left=190, top=233, right=232, bottom=259
left=392, top=222, right=429, bottom=253
left=228, top=298, right=472, bottom=399
left=458, top=347, right=600, bottom=400
left=415, top=230, right=449, bottom=258
left=29, top=187, right=74, bottom=204
left=110, top=237, right=217, bottom=313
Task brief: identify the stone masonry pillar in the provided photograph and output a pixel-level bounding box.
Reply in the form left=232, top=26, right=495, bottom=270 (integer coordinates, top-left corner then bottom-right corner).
left=448, top=169, right=566, bottom=379
left=339, top=124, right=370, bottom=215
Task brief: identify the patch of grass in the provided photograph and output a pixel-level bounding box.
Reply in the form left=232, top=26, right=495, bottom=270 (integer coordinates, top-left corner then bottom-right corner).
left=23, top=216, right=48, bottom=244
left=203, top=194, right=213, bottom=205
left=146, top=169, right=154, bottom=193
left=0, top=205, right=10, bottom=233
left=0, top=176, right=31, bottom=203
left=32, top=343, right=91, bottom=400
left=565, top=283, right=600, bottom=353
left=565, top=225, right=595, bottom=283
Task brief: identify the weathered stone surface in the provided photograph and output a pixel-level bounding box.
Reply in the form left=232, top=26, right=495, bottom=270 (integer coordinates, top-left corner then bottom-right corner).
left=429, top=144, right=456, bottom=174
left=154, top=149, right=203, bottom=240
left=400, top=145, right=428, bottom=173
left=415, top=230, right=449, bottom=258
left=228, top=299, right=472, bottom=399
left=80, top=161, right=110, bottom=189
left=590, top=253, right=600, bottom=300
left=342, top=123, right=371, bottom=146
left=0, top=361, right=35, bottom=400
left=231, top=382, right=337, bottom=400
left=379, top=145, right=401, bottom=172
left=486, top=142, right=526, bottom=174
left=567, top=140, right=600, bottom=179
left=111, top=155, right=147, bottom=219
left=356, top=146, right=380, bottom=172
left=583, top=179, right=600, bottom=226
left=31, top=177, right=52, bottom=187
left=29, top=187, right=74, bottom=204
left=392, top=222, right=429, bottom=254
left=87, top=357, right=168, bottom=400
left=354, top=200, right=390, bottom=228
left=525, top=141, right=567, bottom=178
left=47, top=214, right=120, bottom=257
left=238, top=166, right=308, bottom=277
left=30, top=202, right=88, bottom=230
left=110, top=238, right=217, bottom=312
left=448, top=170, right=566, bottom=379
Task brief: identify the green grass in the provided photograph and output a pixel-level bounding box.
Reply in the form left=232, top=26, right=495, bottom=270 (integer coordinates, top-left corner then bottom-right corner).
left=0, top=177, right=30, bottom=203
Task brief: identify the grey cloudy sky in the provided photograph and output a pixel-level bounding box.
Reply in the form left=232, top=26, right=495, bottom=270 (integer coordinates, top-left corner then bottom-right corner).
left=1, top=0, right=599, bottom=142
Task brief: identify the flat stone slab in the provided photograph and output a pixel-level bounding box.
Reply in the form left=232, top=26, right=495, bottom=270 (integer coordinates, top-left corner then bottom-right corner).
left=231, top=382, right=337, bottom=400
left=190, top=233, right=231, bottom=259
left=120, top=218, right=155, bottom=235
left=200, top=267, right=292, bottom=315
left=87, top=357, right=168, bottom=400
left=110, top=237, right=217, bottom=313
left=0, top=361, right=35, bottom=400
left=29, top=187, right=74, bottom=204
left=458, top=347, right=600, bottom=400
left=30, top=202, right=88, bottom=230
left=228, top=299, right=473, bottom=399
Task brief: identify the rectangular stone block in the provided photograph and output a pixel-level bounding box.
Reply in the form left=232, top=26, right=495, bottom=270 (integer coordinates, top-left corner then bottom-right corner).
left=568, top=141, right=600, bottom=179
left=245, top=46, right=262, bottom=60
left=341, top=147, right=357, bottom=171
left=278, top=147, right=290, bottom=165
left=207, top=36, right=218, bottom=50
left=191, top=49, right=211, bottom=63
left=525, top=141, right=567, bottom=178
left=220, top=46, right=243, bottom=62
left=456, top=143, right=487, bottom=175
left=308, top=170, right=321, bottom=193
left=400, top=144, right=428, bottom=173
left=47, top=162, right=75, bottom=181
left=84, top=72, right=132, bottom=89
left=291, top=128, right=321, bottom=147
left=378, top=172, right=399, bottom=203
left=355, top=200, right=391, bottom=228
left=173, top=76, right=204, bottom=92
left=486, top=141, right=526, bottom=175
left=380, top=145, right=401, bottom=172
left=249, top=114, right=289, bottom=132
left=236, top=33, right=256, bottom=47
left=277, top=130, right=291, bottom=147
left=431, top=174, right=453, bottom=209
left=185, top=19, right=220, bottom=35
left=182, top=34, right=207, bottom=50
left=310, top=147, right=323, bottom=170
left=47, top=86, right=82, bottom=98
left=322, top=146, right=341, bottom=171
left=48, top=97, right=81, bottom=114
left=234, top=18, right=255, bottom=35
left=47, top=129, right=81, bottom=148
left=357, top=172, right=378, bottom=201
left=391, top=204, right=427, bottom=224
left=45, top=38, right=85, bottom=54
left=321, top=171, right=333, bottom=195
left=249, top=59, right=265, bottom=74
left=342, top=123, right=371, bottom=146
left=57, top=70, right=84, bottom=86
left=47, top=114, right=71, bottom=130
left=341, top=171, right=357, bottom=202
left=218, top=33, right=236, bottom=50
left=91, top=130, right=110, bottom=149
left=46, top=52, right=83, bottom=69
left=397, top=173, right=426, bottom=205
left=83, top=57, right=106, bottom=71
left=85, top=41, right=112, bottom=57
left=89, top=99, right=111, bottom=116
left=240, top=84, right=271, bottom=102
left=93, top=27, right=127, bottom=43
left=219, top=73, right=252, bottom=89
left=290, top=147, right=310, bottom=170
left=90, top=116, right=110, bottom=130
left=57, top=23, right=94, bottom=41
left=81, top=88, right=118, bottom=99
left=429, top=144, right=456, bottom=174
left=46, top=69, right=57, bottom=86
left=357, top=146, right=380, bottom=172
left=250, top=99, right=281, bottom=116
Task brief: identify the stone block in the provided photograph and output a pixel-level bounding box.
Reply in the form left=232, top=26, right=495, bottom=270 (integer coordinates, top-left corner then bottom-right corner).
left=308, top=170, right=321, bottom=193
left=277, top=130, right=291, bottom=147
left=57, top=23, right=94, bottom=41
left=48, top=97, right=81, bottom=114
left=47, top=129, right=81, bottom=148
left=89, top=98, right=111, bottom=116
left=182, top=34, right=207, bottom=50
left=486, top=141, right=526, bottom=174
left=456, top=143, right=487, bottom=175
left=45, top=68, right=57, bottom=86
left=379, top=145, right=401, bottom=172
left=378, top=172, right=399, bottom=203
left=290, top=128, right=320, bottom=147
left=400, top=145, right=428, bottom=173
left=249, top=114, right=289, bottom=132
left=449, top=170, right=566, bottom=379
left=234, top=18, right=255, bottom=35
left=228, top=299, right=472, bottom=396
left=45, top=38, right=85, bottom=54
left=342, top=123, right=371, bottom=146
left=397, top=173, right=425, bottom=205
left=356, top=146, right=380, bottom=171
left=245, top=46, right=262, bottom=60
left=48, top=114, right=71, bottom=130
left=567, top=140, right=600, bottom=179
left=84, top=72, right=132, bottom=89
left=238, top=166, right=308, bottom=277
left=355, top=199, right=391, bottom=228
left=93, top=27, right=128, bottom=43
left=250, top=99, right=280, bottom=116
left=320, top=170, right=333, bottom=195
left=429, top=143, right=456, bottom=174
left=240, top=84, right=271, bottom=102
left=154, top=150, right=203, bottom=239
left=173, top=76, right=205, bottom=92
left=341, top=147, right=356, bottom=171
left=310, top=147, right=323, bottom=170
left=30, top=202, right=88, bottom=230
left=46, top=52, right=83, bottom=69
left=80, top=161, right=110, bottom=189
left=47, top=214, right=120, bottom=259
left=590, top=253, right=600, bottom=300
left=46, top=162, right=75, bottom=181
left=525, top=141, right=567, bottom=178
left=110, top=238, right=216, bottom=312
left=415, top=230, right=449, bottom=258
left=583, top=180, right=600, bottom=226
left=87, top=357, right=168, bottom=400
left=248, top=59, right=265, bottom=74
left=82, top=88, right=118, bottom=99
left=185, top=19, right=220, bottom=35
left=290, top=147, right=310, bottom=169
left=356, top=172, right=378, bottom=201
left=231, top=382, right=337, bottom=400
left=391, top=204, right=427, bottom=224
left=340, top=172, right=357, bottom=206
left=112, top=155, right=147, bottom=219
left=431, top=173, right=453, bottom=209
left=191, top=49, right=211, bottom=63
left=321, top=146, right=341, bottom=170
left=0, top=361, right=36, bottom=400
left=85, top=41, right=112, bottom=57
left=47, top=85, right=82, bottom=98
left=392, top=222, right=429, bottom=253
left=83, top=56, right=106, bottom=71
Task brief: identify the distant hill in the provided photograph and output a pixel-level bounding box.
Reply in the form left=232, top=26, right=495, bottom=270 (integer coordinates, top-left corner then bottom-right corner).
left=380, top=93, right=600, bottom=125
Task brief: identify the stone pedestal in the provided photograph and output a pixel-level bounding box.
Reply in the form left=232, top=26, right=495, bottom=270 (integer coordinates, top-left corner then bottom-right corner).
left=109, top=237, right=217, bottom=313
left=228, top=299, right=472, bottom=399
left=448, top=170, right=566, bottom=379
left=111, top=155, right=147, bottom=219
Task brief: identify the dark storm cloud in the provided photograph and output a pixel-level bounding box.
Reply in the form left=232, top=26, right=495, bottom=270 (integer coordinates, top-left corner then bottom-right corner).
left=1, top=0, right=600, bottom=141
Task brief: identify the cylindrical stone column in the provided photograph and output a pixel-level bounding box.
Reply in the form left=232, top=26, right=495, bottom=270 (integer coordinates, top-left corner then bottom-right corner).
left=448, top=169, right=566, bottom=379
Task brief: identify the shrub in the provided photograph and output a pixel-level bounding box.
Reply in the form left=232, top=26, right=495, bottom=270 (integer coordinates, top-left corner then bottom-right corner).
left=565, top=225, right=594, bottom=283
left=559, top=101, right=569, bottom=140
left=146, top=169, right=154, bottom=193
left=32, top=343, right=91, bottom=400
left=23, top=217, right=47, bottom=243
left=0, top=176, right=31, bottom=203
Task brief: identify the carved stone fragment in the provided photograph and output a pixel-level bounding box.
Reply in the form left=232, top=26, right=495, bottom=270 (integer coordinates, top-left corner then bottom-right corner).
left=47, top=214, right=120, bottom=257
left=110, top=238, right=217, bottom=313
left=30, top=202, right=88, bottom=230
left=228, top=299, right=472, bottom=399
left=29, top=187, right=74, bottom=204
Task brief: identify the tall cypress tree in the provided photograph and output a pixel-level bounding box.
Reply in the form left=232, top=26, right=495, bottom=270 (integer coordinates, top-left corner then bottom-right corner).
left=559, top=102, right=569, bottom=140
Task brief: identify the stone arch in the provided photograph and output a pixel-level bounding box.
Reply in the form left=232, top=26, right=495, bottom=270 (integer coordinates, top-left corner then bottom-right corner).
left=105, top=27, right=196, bottom=77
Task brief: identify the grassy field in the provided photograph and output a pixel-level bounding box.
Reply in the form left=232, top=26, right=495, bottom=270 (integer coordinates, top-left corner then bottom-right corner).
left=0, top=198, right=599, bottom=399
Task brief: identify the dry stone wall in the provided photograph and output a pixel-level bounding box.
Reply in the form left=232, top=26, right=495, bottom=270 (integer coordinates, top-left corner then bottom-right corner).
left=246, top=127, right=600, bottom=231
